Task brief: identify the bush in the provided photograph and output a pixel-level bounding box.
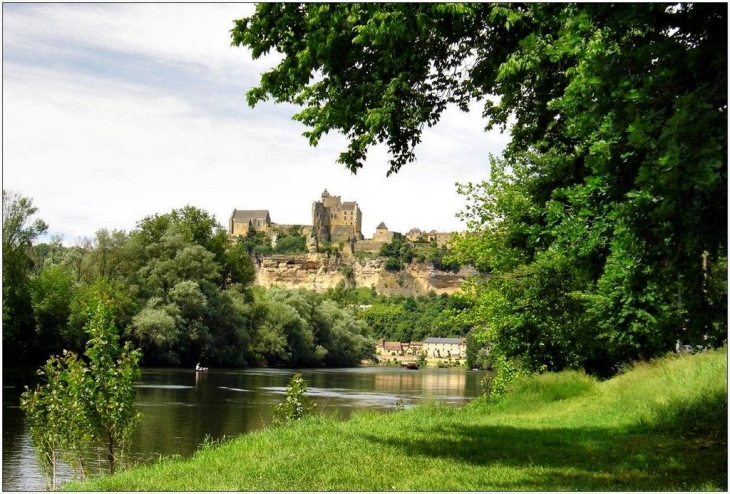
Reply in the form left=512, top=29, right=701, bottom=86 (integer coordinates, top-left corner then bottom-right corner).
left=273, top=234, right=306, bottom=254
left=271, top=373, right=316, bottom=427
left=20, top=300, right=142, bottom=485
left=384, top=257, right=402, bottom=272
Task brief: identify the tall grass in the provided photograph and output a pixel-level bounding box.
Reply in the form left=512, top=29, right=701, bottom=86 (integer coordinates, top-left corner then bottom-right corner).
left=602, top=348, right=727, bottom=438
left=65, top=347, right=727, bottom=491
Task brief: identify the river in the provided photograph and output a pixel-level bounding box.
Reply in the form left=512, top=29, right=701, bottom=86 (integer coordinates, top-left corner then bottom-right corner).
left=3, top=365, right=491, bottom=491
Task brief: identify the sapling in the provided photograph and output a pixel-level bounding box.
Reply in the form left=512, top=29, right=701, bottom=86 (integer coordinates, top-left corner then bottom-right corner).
left=271, top=373, right=316, bottom=426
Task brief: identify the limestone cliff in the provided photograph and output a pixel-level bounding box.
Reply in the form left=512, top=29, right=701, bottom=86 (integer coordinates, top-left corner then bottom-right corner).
left=253, top=253, right=477, bottom=296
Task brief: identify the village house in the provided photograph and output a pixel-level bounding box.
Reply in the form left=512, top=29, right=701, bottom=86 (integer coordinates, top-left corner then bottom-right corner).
left=405, top=228, right=425, bottom=243
left=426, top=231, right=454, bottom=248
left=422, top=337, right=466, bottom=359
left=374, top=340, right=425, bottom=358
left=402, top=341, right=423, bottom=356
left=375, top=340, right=406, bottom=356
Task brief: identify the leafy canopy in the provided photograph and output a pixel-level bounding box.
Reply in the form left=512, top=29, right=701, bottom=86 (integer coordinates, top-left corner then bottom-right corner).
left=233, top=4, right=727, bottom=376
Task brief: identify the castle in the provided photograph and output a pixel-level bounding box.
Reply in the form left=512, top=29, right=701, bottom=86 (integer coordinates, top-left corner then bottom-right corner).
left=312, top=189, right=363, bottom=242
left=229, top=189, right=453, bottom=250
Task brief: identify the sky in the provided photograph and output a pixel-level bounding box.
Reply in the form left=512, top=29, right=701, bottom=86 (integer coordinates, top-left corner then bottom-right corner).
left=3, top=3, right=510, bottom=244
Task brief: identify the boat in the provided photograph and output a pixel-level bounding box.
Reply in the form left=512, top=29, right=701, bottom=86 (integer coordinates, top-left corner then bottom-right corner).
left=405, top=362, right=419, bottom=370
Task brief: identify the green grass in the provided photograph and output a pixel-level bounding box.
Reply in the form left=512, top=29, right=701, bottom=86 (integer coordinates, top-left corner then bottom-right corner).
left=66, top=348, right=727, bottom=491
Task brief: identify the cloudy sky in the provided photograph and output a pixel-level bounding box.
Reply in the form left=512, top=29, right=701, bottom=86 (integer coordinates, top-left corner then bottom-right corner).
left=3, top=4, right=509, bottom=243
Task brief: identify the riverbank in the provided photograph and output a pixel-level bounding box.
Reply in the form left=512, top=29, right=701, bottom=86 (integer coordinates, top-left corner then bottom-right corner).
left=66, top=348, right=727, bottom=491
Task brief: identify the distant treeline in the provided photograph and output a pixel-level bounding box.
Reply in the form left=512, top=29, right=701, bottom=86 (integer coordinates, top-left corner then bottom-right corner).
left=3, top=191, right=475, bottom=368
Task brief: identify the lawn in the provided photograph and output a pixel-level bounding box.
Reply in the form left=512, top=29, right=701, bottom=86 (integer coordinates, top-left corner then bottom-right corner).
left=66, top=347, right=727, bottom=491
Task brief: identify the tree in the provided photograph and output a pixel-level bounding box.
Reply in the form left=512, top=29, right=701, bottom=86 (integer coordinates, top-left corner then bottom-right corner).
left=3, top=190, right=48, bottom=363
left=29, top=264, right=76, bottom=357
left=233, top=4, right=727, bottom=376
left=273, top=233, right=307, bottom=254
left=81, top=300, right=142, bottom=474
left=32, top=234, right=67, bottom=275
left=19, top=351, right=90, bottom=489
left=129, top=229, right=253, bottom=367
left=135, top=206, right=251, bottom=289
left=20, top=299, right=142, bottom=485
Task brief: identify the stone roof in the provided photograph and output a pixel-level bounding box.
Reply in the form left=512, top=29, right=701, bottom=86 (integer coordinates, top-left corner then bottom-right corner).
left=341, top=201, right=358, bottom=210
left=231, top=209, right=270, bottom=222
left=423, top=337, right=463, bottom=345
left=376, top=222, right=387, bottom=230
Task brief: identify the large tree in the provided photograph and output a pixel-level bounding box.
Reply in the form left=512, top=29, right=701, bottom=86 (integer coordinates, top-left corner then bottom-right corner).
left=3, top=190, right=49, bottom=362
left=233, top=4, right=727, bottom=375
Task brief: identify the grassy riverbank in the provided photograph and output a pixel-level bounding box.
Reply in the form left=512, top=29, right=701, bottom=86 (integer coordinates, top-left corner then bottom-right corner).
left=67, top=348, right=727, bottom=491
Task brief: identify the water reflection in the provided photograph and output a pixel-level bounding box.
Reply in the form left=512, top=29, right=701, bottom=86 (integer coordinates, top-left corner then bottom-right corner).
left=373, top=370, right=467, bottom=395
left=3, top=366, right=491, bottom=491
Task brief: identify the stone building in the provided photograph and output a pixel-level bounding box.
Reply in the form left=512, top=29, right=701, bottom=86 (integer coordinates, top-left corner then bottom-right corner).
left=423, top=337, right=466, bottom=359
left=405, top=228, right=425, bottom=243
left=372, top=222, right=401, bottom=243
left=427, top=230, right=454, bottom=248
left=312, top=189, right=363, bottom=242
left=229, top=209, right=272, bottom=236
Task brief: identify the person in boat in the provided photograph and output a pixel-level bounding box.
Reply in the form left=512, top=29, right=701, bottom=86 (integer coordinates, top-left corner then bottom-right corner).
left=195, top=363, right=207, bottom=371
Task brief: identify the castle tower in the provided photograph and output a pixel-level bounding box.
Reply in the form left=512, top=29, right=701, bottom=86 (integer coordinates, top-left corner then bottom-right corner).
left=312, top=189, right=363, bottom=242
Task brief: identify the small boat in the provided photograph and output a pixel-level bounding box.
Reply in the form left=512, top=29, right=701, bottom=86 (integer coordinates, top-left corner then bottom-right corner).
left=405, top=362, right=419, bottom=370
left=195, top=364, right=208, bottom=371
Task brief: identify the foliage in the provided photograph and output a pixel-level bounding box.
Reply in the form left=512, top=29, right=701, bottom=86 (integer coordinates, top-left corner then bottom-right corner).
left=3, top=189, right=48, bottom=363
left=238, top=229, right=273, bottom=256
left=81, top=300, right=142, bottom=474
left=127, top=225, right=256, bottom=367
left=31, top=234, right=68, bottom=275
left=271, top=373, right=316, bottom=427
left=479, top=353, right=525, bottom=403
left=20, top=299, right=143, bottom=488
left=273, top=232, right=307, bottom=254
left=232, top=4, right=488, bottom=175
left=19, top=351, right=90, bottom=489
left=29, top=263, right=76, bottom=357
left=254, top=288, right=374, bottom=367
left=383, top=256, right=402, bottom=272
left=426, top=247, right=460, bottom=272
left=136, top=206, right=249, bottom=288
left=234, top=4, right=727, bottom=377
left=357, top=292, right=473, bottom=343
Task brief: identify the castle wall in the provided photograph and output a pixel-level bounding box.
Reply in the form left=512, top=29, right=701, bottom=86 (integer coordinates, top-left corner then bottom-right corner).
left=331, top=225, right=355, bottom=242
left=355, top=239, right=388, bottom=253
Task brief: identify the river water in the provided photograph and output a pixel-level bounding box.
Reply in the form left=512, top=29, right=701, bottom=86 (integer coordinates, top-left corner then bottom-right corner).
left=3, top=365, right=490, bottom=491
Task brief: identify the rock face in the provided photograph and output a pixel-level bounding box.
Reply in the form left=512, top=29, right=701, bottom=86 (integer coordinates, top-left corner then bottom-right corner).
left=254, top=254, right=477, bottom=296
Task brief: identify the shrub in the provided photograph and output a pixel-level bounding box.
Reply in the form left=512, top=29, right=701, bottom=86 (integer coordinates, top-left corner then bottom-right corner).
left=271, top=374, right=316, bottom=427
left=384, top=257, right=402, bottom=271
left=20, top=300, right=142, bottom=485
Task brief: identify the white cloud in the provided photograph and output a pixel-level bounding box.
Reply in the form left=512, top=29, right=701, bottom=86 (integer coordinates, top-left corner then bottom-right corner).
left=3, top=4, right=506, bottom=243
left=3, top=4, right=269, bottom=72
